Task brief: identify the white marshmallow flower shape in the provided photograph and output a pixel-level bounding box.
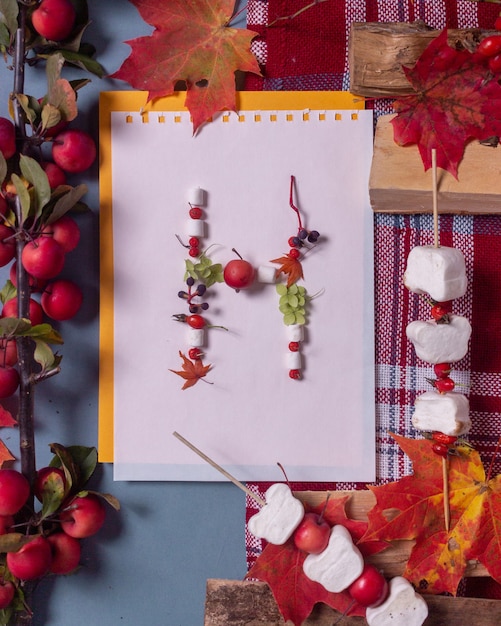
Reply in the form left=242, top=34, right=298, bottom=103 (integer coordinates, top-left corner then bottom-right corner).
left=302, top=524, right=364, bottom=593
left=406, top=315, right=471, bottom=364
left=404, top=245, right=467, bottom=302
left=247, top=483, right=304, bottom=545
left=366, top=576, right=428, bottom=626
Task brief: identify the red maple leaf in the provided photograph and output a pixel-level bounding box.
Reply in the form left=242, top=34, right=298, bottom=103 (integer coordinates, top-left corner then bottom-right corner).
left=392, top=29, right=501, bottom=178
left=0, top=405, right=16, bottom=428
left=246, top=495, right=387, bottom=625
left=169, top=351, right=212, bottom=390
left=271, top=254, right=304, bottom=288
left=111, top=0, right=261, bottom=133
left=361, top=433, right=501, bottom=595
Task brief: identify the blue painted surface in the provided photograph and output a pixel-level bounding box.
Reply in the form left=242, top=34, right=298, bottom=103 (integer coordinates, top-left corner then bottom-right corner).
left=0, top=1, right=248, bottom=624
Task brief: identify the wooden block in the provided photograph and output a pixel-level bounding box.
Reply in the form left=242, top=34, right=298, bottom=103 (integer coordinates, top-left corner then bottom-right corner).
left=349, top=22, right=489, bottom=97
left=205, top=579, right=501, bottom=625
left=369, top=115, right=501, bottom=214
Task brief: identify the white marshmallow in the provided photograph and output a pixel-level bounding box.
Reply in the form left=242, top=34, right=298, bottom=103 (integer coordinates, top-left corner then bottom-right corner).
left=404, top=245, right=467, bottom=301
left=366, top=576, right=428, bottom=626
left=186, top=328, right=205, bottom=348
left=412, top=391, right=470, bottom=436
left=303, top=525, right=364, bottom=593
left=286, top=324, right=304, bottom=342
left=406, top=315, right=471, bottom=364
left=286, top=351, right=302, bottom=370
left=247, top=483, right=304, bottom=545
left=185, top=219, right=205, bottom=237
left=187, top=187, right=205, bottom=205
left=257, top=265, right=277, bottom=283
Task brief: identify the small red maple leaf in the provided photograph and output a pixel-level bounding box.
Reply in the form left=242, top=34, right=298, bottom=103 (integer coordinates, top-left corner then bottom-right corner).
left=111, top=0, right=261, bottom=132
left=392, top=29, right=501, bottom=178
left=169, top=351, right=212, bottom=390
left=270, top=254, right=304, bottom=287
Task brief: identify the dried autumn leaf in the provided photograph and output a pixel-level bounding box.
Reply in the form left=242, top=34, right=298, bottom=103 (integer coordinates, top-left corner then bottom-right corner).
left=169, top=351, right=211, bottom=390
left=271, top=254, right=304, bottom=288
left=392, top=29, right=501, bottom=178
left=0, top=440, right=15, bottom=467
left=0, top=405, right=16, bottom=428
left=361, top=433, right=501, bottom=595
left=111, top=0, right=261, bottom=133
left=247, top=495, right=386, bottom=625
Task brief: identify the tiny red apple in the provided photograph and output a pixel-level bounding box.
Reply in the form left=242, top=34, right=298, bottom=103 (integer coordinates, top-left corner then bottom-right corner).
left=0, top=224, right=15, bottom=267
left=21, top=236, right=65, bottom=280
left=9, top=261, right=47, bottom=293
left=41, top=279, right=83, bottom=321
left=0, top=367, right=19, bottom=399
left=60, top=494, right=106, bottom=538
left=47, top=532, right=81, bottom=575
left=0, top=118, right=15, bottom=159
left=42, top=161, right=66, bottom=189
left=31, top=0, right=76, bottom=41
left=52, top=129, right=96, bottom=173
left=7, top=535, right=52, bottom=580
left=293, top=512, right=330, bottom=554
left=43, top=215, right=80, bottom=253
left=0, top=339, right=17, bottom=368
left=347, top=563, right=389, bottom=608
left=0, top=579, right=15, bottom=609
left=223, top=250, right=255, bottom=291
left=0, top=469, right=30, bottom=516
left=34, top=466, right=66, bottom=503
left=2, top=297, right=44, bottom=326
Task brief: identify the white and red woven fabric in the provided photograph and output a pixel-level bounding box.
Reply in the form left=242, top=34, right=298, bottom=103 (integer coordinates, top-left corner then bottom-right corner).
left=244, top=1, right=501, bottom=584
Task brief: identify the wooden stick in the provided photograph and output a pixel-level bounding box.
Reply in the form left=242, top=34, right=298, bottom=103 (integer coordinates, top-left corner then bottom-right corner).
left=432, top=148, right=439, bottom=248
left=443, top=457, right=450, bottom=532
left=172, top=431, right=266, bottom=507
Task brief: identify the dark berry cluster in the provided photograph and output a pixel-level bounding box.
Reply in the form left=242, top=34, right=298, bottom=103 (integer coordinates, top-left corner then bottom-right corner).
left=178, top=276, right=209, bottom=314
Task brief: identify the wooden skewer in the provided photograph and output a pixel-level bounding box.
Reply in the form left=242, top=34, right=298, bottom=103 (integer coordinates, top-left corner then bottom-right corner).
left=431, top=148, right=450, bottom=532
left=172, top=431, right=266, bottom=507
left=432, top=148, right=439, bottom=249
left=443, top=456, right=450, bottom=532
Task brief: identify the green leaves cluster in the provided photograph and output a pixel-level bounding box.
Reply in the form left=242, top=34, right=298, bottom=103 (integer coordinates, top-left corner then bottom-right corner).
left=277, top=283, right=307, bottom=325
left=184, top=251, right=223, bottom=288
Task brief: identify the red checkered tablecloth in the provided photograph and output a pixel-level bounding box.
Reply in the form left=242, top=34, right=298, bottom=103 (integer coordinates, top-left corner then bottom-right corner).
left=243, top=1, right=501, bottom=585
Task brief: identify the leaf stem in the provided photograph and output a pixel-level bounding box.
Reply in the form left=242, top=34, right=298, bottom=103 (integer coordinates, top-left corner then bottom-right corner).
left=268, top=0, right=329, bottom=28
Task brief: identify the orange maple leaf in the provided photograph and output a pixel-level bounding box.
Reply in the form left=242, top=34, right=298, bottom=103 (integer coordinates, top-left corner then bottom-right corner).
left=111, top=0, right=261, bottom=132
left=270, top=254, right=304, bottom=288
left=169, top=351, right=212, bottom=390
left=0, top=440, right=15, bottom=468
left=361, top=433, right=501, bottom=595
left=0, top=405, right=16, bottom=428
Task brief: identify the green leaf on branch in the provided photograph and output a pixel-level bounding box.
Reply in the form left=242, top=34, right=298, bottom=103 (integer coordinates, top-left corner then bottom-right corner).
left=0, top=0, right=18, bottom=41
left=43, top=183, right=88, bottom=224
left=13, top=94, right=39, bottom=125
left=33, top=339, right=61, bottom=372
left=24, top=323, right=64, bottom=344
left=10, top=174, right=30, bottom=222
left=49, top=444, right=99, bottom=494
left=0, top=533, right=34, bottom=554
left=61, top=445, right=97, bottom=486
left=0, top=153, right=7, bottom=189
left=59, top=49, right=105, bottom=77
left=39, top=469, right=67, bottom=519
left=19, top=155, right=51, bottom=216
left=0, top=281, right=16, bottom=306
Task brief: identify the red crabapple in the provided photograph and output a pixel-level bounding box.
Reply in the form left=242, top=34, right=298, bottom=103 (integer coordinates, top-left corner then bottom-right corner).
left=43, top=215, right=80, bottom=252
left=42, top=161, right=66, bottom=188
left=0, top=367, right=19, bottom=398
left=0, top=118, right=15, bottom=159
left=0, top=579, right=14, bottom=609
left=7, top=535, right=52, bottom=580
left=31, top=0, right=76, bottom=42
left=47, top=532, right=81, bottom=575
left=60, top=494, right=106, bottom=538
left=21, top=236, right=65, bottom=280
left=41, top=279, right=83, bottom=321
left=52, top=129, right=96, bottom=173
left=0, top=224, right=16, bottom=267
left=2, top=297, right=44, bottom=326
left=0, top=469, right=30, bottom=515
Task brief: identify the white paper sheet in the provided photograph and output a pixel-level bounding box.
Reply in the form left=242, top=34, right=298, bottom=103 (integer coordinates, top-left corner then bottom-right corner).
left=109, top=107, right=375, bottom=482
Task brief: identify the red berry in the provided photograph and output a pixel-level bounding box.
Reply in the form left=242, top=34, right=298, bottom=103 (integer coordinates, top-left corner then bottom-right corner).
left=432, top=442, right=449, bottom=458
left=434, top=362, right=451, bottom=379
left=288, top=341, right=300, bottom=352
left=189, top=207, right=202, bottom=219
left=478, top=34, right=501, bottom=57
left=489, top=53, right=501, bottom=73
left=289, top=248, right=300, bottom=259
left=188, top=348, right=203, bottom=360
left=289, top=369, right=301, bottom=379
left=186, top=314, right=205, bottom=329
left=431, top=304, right=450, bottom=322
left=432, top=432, right=457, bottom=446
left=434, top=377, right=455, bottom=393
left=348, top=564, right=389, bottom=608
left=188, top=237, right=199, bottom=247
left=188, top=247, right=199, bottom=258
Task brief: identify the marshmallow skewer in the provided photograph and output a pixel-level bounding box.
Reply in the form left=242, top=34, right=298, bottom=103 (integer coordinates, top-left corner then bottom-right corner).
left=172, top=431, right=265, bottom=506
left=432, top=148, right=451, bottom=533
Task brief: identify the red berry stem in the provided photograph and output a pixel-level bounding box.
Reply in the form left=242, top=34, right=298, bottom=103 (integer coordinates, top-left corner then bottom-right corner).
left=289, top=175, right=304, bottom=232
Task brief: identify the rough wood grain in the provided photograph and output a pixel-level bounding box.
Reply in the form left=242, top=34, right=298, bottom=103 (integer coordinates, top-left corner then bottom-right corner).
left=369, top=114, right=501, bottom=214
left=205, top=579, right=501, bottom=625
left=349, top=22, right=489, bottom=97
